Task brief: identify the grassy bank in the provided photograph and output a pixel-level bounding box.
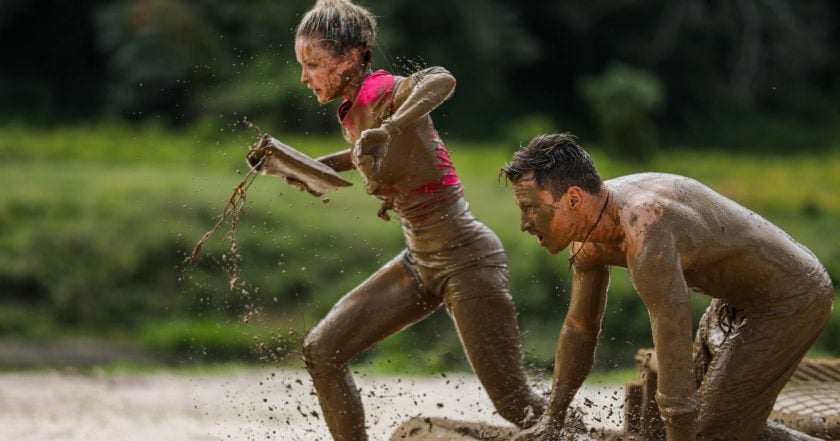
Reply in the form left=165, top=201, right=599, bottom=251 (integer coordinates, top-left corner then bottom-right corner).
left=1, top=123, right=838, bottom=375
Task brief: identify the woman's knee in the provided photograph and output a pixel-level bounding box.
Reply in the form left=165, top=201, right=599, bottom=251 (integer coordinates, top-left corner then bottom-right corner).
left=302, top=327, right=344, bottom=375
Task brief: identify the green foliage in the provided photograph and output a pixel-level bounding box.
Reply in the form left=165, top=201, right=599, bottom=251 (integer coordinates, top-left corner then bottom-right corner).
left=578, top=63, right=664, bottom=160
left=138, top=319, right=290, bottom=363
left=2, top=1, right=840, bottom=149
left=96, top=0, right=221, bottom=119
left=0, top=124, right=838, bottom=372
left=502, top=114, right=557, bottom=151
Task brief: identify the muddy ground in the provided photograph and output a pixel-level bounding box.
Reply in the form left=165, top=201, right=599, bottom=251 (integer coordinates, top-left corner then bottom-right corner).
left=0, top=367, right=624, bottom=441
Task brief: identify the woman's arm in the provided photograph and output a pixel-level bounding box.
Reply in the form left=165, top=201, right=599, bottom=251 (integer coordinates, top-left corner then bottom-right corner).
left=316, top=148, right=353, bottom=172
left=353, top=67, right=456, bottom=179
left=381, top=66, right=456, bottom=136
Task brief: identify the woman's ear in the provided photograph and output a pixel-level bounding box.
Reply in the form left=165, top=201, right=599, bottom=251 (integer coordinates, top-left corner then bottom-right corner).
left=344, top=47, right=363, bottom=67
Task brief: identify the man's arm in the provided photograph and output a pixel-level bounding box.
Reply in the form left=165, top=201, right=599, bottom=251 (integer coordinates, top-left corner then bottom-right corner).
left=627, top=227, right=697, bottom=441
left=544, top=263, right=610, bottom=430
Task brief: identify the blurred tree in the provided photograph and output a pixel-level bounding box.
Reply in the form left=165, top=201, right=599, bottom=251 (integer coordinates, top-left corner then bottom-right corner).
left=509, top=0, right=840, bottom=150
left=368, top=0, right=539, bottom=138
left=0, top=0, right=110, bottom=121
left=578, top=63, right=664, bottom=160
left=95, top=0, right=330, bottom=131
left=96, top=0, right=219, bottom=121
left=0, top=0, right=837, bottom=149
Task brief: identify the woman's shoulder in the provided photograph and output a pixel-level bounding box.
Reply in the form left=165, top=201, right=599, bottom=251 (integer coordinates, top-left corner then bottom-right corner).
left=406, top=66, right=452, bottom=79
left=357, top=70, right=397, bottom=106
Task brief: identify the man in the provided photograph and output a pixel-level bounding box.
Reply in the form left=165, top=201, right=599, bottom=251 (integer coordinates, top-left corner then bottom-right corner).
left=502, top=133, right=833, bottom=440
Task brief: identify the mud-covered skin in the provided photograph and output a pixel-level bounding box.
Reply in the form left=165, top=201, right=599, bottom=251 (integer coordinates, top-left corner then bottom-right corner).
left=293, top=39, right=545, bottom=440
left=295, top=38, right=363, bottom=105
left=512, top=172, right=833, bottom=441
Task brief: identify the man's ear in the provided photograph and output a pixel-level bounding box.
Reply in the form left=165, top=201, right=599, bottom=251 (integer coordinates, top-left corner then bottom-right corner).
left=566, top=186, right=583, bottom=209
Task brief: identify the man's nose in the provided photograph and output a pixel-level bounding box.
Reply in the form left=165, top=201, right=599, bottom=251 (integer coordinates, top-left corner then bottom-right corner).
left=300, top=69, right=308, bottom=85
left=520, top=217, right=531, bottom=232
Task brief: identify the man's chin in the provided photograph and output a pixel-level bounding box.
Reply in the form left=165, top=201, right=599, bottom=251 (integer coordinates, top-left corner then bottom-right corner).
left=541, top=241, right=570, bottom=256
left=540, top=242, right=559, bottom=255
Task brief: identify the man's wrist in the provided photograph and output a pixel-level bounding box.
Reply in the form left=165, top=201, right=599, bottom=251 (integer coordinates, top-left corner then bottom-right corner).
left=541, top=411, right=566, bottom=431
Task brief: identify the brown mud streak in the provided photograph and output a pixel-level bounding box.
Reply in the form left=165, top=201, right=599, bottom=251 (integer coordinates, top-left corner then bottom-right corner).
left=389, top=417, right=623, bottom=441
left=186, top=163, right=261, bottom=267
left=186, top=120, right=266, bottom=293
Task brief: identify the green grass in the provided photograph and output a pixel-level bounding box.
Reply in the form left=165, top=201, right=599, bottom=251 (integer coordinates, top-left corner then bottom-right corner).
left=1, top=122, right=838, bottom=372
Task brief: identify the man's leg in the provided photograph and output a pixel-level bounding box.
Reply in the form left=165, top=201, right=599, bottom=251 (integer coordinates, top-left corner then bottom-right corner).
left=443, top=265, right=547, bottom=428
left=693, top=293, right=832, bottom=441
left=302, top=253, right=441, bottom=441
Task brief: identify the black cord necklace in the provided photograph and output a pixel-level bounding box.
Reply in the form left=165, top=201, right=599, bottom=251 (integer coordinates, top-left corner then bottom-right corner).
left=568, top=193, right=610, bottom=271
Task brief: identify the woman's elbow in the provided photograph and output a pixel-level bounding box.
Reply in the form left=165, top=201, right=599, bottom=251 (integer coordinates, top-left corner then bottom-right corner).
left=427, top=68, right=456, bottom=100
left=440, top=74, right=456, bottom=99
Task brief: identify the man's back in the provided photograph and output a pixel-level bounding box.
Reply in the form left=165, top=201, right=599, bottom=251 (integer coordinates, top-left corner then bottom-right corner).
left=607, top=172, right=828, bottom=308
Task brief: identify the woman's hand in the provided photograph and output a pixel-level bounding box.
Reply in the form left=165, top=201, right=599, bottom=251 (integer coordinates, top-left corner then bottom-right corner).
left=246, top=145, right=270, bottom=169
left=354, top=127, right=392, bottom=181
left=511, top=415, right=569, bottom=441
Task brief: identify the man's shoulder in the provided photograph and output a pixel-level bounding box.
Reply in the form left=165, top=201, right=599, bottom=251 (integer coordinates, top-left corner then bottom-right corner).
left=611, top=173, right=713, bottom=213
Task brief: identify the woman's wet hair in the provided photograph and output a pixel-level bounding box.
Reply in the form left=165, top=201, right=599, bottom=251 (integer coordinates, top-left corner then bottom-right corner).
left=296, top=0, right=376, bottom=68
left=501, top=133, right=603, bottom=199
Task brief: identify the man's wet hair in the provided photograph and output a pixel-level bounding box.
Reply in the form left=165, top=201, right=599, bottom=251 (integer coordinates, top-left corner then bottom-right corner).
left=501, top=133, right=603, bottom=199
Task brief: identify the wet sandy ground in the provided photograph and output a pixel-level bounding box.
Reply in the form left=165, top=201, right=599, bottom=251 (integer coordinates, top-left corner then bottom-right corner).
left=0, top=368, right=624, bottom=441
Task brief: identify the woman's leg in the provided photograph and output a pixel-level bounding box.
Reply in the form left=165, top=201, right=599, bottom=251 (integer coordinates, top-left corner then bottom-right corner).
left=443, top=265, right=547, bottom=427
left=302, top=253, right=441, bottom=441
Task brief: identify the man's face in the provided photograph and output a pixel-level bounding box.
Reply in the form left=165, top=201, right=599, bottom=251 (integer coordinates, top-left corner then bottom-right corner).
left=295, top=37, right=357, bottom=104
left=512, top=178, right=576, bottom=255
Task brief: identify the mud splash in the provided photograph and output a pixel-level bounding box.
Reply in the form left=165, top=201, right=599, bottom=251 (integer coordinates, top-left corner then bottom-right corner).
left=187, top=121, right=265, bottom=269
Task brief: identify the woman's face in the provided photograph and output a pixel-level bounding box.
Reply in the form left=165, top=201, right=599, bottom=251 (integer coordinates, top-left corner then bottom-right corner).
left=295, top=37, right=360, bottom=104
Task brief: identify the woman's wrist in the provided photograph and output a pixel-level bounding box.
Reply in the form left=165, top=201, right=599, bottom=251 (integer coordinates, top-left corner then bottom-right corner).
left=380, top=118, right=401, bottom=138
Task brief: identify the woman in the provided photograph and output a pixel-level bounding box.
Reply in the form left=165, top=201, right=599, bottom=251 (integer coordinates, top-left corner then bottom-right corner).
left=275, top=0, right=546, bottom=439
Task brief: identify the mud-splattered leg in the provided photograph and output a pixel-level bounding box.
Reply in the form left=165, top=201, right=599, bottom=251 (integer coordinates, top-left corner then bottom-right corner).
left=444, top=265, right=547, bottom=427
left=693, top=294, right=831, bottom=441
left=302, top=253, right=441, bottom=441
